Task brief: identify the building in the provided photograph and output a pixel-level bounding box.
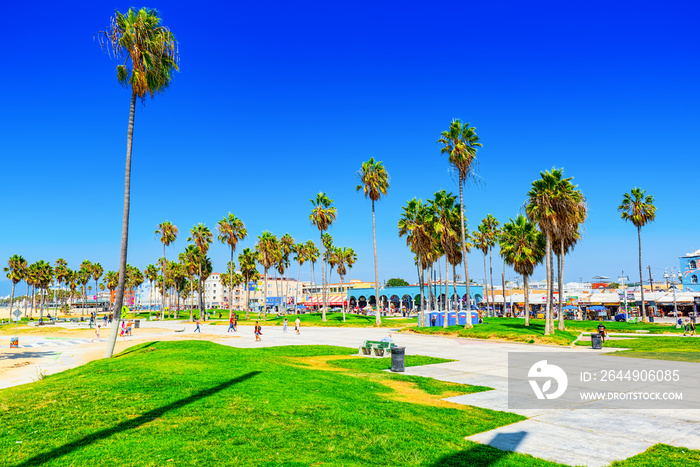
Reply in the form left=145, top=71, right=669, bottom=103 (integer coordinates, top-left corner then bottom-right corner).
left=346, top=283, right=484, bottom=311
left=681, top=249, right=700, bottom=292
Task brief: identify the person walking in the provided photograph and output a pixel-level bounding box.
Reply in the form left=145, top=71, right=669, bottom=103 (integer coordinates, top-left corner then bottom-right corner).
left=254, top=321, right=262, bottom=341
left=233, top=314, right=238, bottom=332
left=295, top=316, right=301, bottom=335
left=227, top=314, right=235, bottom=333
left=193, top=317, right=201, bottom=333
left=283, top=317, right=288, bottom=333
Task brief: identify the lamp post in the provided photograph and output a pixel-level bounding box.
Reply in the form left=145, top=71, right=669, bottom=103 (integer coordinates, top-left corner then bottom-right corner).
left=618, top=271, right=629, bottom=322
left=663, top=268, right=682, bottom=324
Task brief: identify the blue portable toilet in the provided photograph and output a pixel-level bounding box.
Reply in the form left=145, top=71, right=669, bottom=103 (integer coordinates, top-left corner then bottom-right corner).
left=457, top=311, right=467, bottom=325
left=471, top=311, right=479, bottom=324
left=447, top=312, right=457, bottom=326
left=427, top=311, right=441, bottom=327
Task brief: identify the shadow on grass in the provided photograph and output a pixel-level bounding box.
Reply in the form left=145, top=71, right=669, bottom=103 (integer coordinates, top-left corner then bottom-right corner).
left=0, top=350, right=62, bottom=361
left=11, top=371, right=261, bottom=467
left=113, top=341, right=157, bottom=358
left=430, top=432, right=528, bottom=466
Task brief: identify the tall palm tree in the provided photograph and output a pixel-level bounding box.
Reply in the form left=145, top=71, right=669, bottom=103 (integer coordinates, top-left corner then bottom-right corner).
left=79, top=260, right=92, bottom=316
left=238, top=248, right=259, bottom=320
left=438, top=119, right=482, bottom=327
left=34, top=260, right=54, bottom=320
left=309, top=193, right=337, bottom=321
left=618, top=188, right=656, bottom=322
left=428, top=190, right=460, bottom=327
left=54, top=259, right=69, bottom=314
left=344, top=247, right=358, bottom=314
left=305, top=240, right=320, bottom=311
left=499, top=215, right=545, bottom=326
left=144, top=264, right=159, bottom=320
left=294, top=242, right=308, bottom=313
left=322, top=233, right=335, bottom=293
left=398, top=198, right=432, bottom=325
left=472, top=226, right=491, bottom=316
left=92, top=262, right=104, bottom=311
left=99, top=7, right=179, bottom=358
left=334, top=247, right=347, bottom=321
left=155, top=221, right=179, bottom=320
left=279, top=233, right=295, bottom=311
left=356, top=158, right=390, bottom=325
left=482, top=215, right=500, bottom=314
left=179, top=245, right=201, bottom=321
left=187, top=224, right=213, bottom=319
left=67, top=270, right=78, bottom=314
left=256, top=231, right=278, bottom=320
left=217, top=213, right=247, bottom=319
left=4, top=255, right=28, bottom=319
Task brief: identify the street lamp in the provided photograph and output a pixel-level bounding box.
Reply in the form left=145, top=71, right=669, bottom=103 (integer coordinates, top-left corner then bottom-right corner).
left=663, top=268, right=683, bottom=324
left=618, top=272, right=629, bottom=322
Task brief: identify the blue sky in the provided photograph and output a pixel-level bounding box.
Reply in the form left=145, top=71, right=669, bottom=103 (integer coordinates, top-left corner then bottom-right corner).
left=1, top=1, right=699, bottom=296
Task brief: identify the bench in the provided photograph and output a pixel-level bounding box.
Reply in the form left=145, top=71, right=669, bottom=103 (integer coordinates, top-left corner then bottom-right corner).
left=360, top=340, right=396, bottom=357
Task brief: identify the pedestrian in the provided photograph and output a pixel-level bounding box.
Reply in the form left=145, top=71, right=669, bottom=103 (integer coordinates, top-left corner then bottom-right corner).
left=690, top=320, right=697, bottom=336
left=597, top=322, right=607, bottom=342
left=684, top=320, right=691, bottom=336
left=431, top=315, right=436, bottom=327
left=283, top=317, right=288, bottom=333
left=93, top=325, right=101, bottom=342
left=103, top=314, right=108, bottom=326
left=234, top=314, right=238, bottom=332
left=193, top=318, right=201, bottom=333
left=126, top=320, right=133, bottom=336
left=120, top=320, right=125, bottom=337
left=254, top=321, right=262, bottom=341
left=228, top=314, right=235, bottom=333
left=295, top=316, right=301, bottom=335
left=109, top=313, right=113, bottom=324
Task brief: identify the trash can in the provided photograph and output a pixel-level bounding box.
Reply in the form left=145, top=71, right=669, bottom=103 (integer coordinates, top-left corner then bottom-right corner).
left=390, top=347, right=405, bottom=372
left=10, top=337, right=18, bottom=348
left=590, top=333, right=602, bottom=349
left=134, top=319, right=140, bottom=329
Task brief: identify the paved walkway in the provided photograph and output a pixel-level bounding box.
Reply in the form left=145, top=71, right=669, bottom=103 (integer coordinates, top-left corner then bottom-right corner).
left=2, top=320, right=699, bottom=466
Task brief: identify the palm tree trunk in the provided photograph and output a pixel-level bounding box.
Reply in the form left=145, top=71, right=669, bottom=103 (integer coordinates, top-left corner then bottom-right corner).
left=296, top=262, right=302, bottom=316
left=24, top=284, right=29, bottom=317
left=443, top=255, right=449, bottom=328
left=8, top=282, right=16, bottom=319
left=418, top=256, right=425, bottom=326
left=638, top=226, right=647, bottom=322
left=558, top=241, right=565, bottom=331
left=452, top=264, right=458, bottom=312
left=544, top=232, right=552, bottom=335
left=502, top=257, right=506, bottom=316
left=489, top=249, right=496, bottom=316
left=483, top=253, right=490, bottom=318
left=321, top=234, right=327, bottom=322
left=438, top=257, right=443, bottom=313
left=244, top=275, right=250, bottom=320
left=263, top=268, right=269, bottom=321
left=198, top=263, right=204, bottom=320
left=309, top=262, right=314, bottom=312
left=372, top=200, right=381, bottom=326
left=524, top=274, right=530, bottom=326
left=105, top=91, right=136, bottom=359
left=189, top=280, right=194, bottom=321
left=458, top=180, right=472, bottom=329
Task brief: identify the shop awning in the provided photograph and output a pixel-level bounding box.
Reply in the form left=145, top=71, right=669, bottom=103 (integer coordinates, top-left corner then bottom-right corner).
left=303, top=295, right=347, bottom=306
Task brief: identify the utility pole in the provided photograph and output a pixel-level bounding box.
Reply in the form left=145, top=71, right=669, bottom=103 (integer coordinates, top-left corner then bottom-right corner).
left=619, top=270, right=628, bottom=322
left=647, top=265, right=654, bottom=291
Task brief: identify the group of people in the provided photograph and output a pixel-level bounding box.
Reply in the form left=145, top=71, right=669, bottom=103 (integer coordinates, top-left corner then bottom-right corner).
left=195, top=314, right=302, bottom=340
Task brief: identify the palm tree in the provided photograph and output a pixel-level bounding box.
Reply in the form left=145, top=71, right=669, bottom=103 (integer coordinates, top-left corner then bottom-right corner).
left=279, top=233, right=295, bottom=311
left=144, top=264, right=159, bottom=319
left=34, top=260, right=54, bottom=320
left=438, top=119, right=482, bottom=327
left=482, top=215, right=500, bottom=315
left=99, top=7, right=179, bottom=359
left=67, top=270, right=78, bottom=314
left=344, top=247, right=357, bottom=315
left=217, top=213, right=248, bottom=320
left=472, top=226, right=491, bottom=316
left=322, top=233, right=335, bottom=293
left=428, top=190, right=460, bottom=327
left=238, top=248, right=259, bottom=320
left=294, top=242, right=308, bottom=313
left=309, top=193, right=337, bottom=321
left=305, top=240, right=320, bottom=311
left=619, top=188, right=656, bottom=322
left=256, top=231, right=278, bottom=320
left=155, top=221, right=179, bottom=320
left=92, top=263, right=104, bottom=312
left=398, top=198, right=432, bottom=325
left=4, top=255, right=28, bottom=319
left=179, top=245, right=201, bottom=321
left=79, top=260, right=92, bottom=316
left=54, top=259, right=69, bottom=314
left=554, top=192, right=586, bottom=331
left=333, top=247, right=347, bottom=321
left=499, top=215, right=545, bottom=326
left=356, top=158, right=390, bottom=326
left=526, top=168, right=585, bottom=334
left=187, top=224, right=213, bottom=319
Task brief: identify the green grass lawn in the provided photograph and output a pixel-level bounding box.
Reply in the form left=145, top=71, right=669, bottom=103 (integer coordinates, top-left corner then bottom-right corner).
left=208, top=311, right=417, bottom=328
left=410, top=318, right=579, bottom=345
left=563, top=320, right=683, bottom=334
left=575, top=335, right=700, bottom=362
left=611, top=444, right=700, bottom=466
left=0, top=342, right=566, bottom=467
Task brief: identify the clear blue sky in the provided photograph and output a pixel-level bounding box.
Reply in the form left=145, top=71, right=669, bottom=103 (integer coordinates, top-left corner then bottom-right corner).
left=2, top=1, right=699, bottom=296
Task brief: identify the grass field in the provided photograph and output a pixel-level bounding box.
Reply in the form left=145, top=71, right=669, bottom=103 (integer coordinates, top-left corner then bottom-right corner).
left=208, top=311, right=417, bottom=328
left=575, top=335, right=700, bottom=362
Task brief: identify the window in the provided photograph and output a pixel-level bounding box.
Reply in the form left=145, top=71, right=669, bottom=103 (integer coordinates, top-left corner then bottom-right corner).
left=692, top=275, right=698, bottom=284
left=691, top=260, right=697, bottom=269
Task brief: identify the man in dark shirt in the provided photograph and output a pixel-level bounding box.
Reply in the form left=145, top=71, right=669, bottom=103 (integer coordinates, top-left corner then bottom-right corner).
left=597, top=323, right=607, bottom=342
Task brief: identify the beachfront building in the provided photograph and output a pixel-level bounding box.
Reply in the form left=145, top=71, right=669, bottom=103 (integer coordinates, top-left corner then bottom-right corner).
left=346, top=283, right=484, bottom=312
left=302, top=279, right=373, bottom=309
left=681, top=249, right=700, bottom=292
left=240, top=276, right=307, bottom=311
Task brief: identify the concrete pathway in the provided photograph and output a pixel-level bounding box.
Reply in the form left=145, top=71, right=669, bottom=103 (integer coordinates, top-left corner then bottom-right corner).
left=2, top=319, right=699, bottom=466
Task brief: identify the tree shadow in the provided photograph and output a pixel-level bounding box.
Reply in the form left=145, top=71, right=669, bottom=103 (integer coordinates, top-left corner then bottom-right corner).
left=429, top=431, right=528, bottom=467
left=0, top=350, right=61, bottom=361
left=11, top=371, right=261, bottom=467
left=112, top=341, right=157, bottom=358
